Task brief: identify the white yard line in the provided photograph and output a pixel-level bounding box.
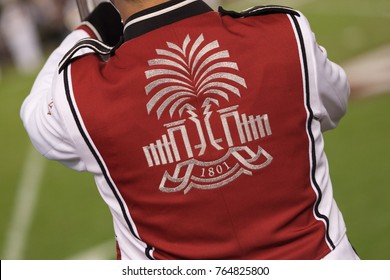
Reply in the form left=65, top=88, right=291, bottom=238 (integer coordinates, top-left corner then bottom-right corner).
left=343, top=45, right=390, bottom=98
left=68, top=239, right=115, bottom=260
left=2, top=145, right=45, bottom=259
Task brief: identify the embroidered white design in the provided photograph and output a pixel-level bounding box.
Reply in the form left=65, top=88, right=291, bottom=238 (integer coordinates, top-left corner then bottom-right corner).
left=143, top=34, right=273, bottom=194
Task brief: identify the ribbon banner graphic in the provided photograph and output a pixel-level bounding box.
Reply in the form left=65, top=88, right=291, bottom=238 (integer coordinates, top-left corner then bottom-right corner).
left=159, top=146, right=273, bottom=194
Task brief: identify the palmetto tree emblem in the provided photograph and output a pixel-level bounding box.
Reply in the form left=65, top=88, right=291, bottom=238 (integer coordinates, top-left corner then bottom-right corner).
left=143, top=34, right=273, bottom=194
left=145, top=33, right=247, bottom=120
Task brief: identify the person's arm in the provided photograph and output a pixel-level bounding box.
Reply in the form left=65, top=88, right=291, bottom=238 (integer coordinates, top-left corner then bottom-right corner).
left=20, top=3, right=122, bottom=170
left=313, top=40, right=350, bottom=130
left=297, top=13, right=350, bottom=131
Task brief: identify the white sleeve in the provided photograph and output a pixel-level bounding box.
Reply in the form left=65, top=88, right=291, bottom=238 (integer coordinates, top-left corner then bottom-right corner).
left=297, top=13, right=350, bottom=131
left=20, top=29, right=92, bottom=171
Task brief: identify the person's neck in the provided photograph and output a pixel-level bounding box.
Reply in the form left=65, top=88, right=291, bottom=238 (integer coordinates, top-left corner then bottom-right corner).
left=120, top=0, right=170, bottom=21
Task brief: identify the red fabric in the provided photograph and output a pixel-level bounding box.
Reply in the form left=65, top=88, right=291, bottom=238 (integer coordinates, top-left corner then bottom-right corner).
left=116, top=240, right=122, bottom=260
left=71, top=12, right=330, bottom=259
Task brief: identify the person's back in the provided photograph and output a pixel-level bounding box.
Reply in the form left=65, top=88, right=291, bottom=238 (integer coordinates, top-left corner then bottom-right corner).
left=21, top=0, right=358, bottom=260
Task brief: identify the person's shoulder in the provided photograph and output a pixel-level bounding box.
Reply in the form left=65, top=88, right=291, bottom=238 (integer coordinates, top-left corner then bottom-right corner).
left=58, top=38, right=116, bottom=74
left=218, top=5, right=314, bottom=35
left=218, top=5, right=301, bottom=18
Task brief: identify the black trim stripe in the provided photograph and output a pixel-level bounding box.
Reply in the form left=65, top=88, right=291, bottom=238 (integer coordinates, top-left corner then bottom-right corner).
left=289, top=15, right=336, bottom=250
left=63, top=66, right=155, bottom=260
left=146, top=246, right=154, bottom=260
left=59, top=38, right=113, bottom=74
left=219, top=5, right=300, bottom=18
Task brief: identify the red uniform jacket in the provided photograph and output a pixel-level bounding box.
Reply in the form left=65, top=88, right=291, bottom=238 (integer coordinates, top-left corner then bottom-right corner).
left=22, top=0, right=350, bottom=259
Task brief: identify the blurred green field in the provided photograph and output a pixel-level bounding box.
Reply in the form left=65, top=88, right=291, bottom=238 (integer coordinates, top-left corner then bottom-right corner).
left=1, top=0, right=389, bottom=260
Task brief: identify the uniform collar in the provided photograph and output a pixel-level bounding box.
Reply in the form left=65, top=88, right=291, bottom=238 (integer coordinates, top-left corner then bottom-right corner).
left=123, top=0, right=213, bottom=41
